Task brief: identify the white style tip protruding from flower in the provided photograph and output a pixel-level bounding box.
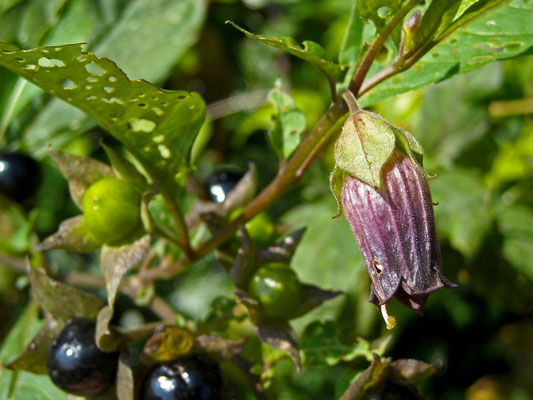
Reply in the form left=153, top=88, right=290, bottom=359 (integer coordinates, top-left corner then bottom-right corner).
left=380, top=304, right=397, bottom=330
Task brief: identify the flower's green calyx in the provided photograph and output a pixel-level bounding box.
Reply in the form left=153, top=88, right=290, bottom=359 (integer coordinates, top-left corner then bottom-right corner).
left=332, top=90, right=424, bottom=216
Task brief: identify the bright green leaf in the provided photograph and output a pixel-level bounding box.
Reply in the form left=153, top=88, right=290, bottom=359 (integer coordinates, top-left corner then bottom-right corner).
left=362, top=1, right=533, bottom=107
left=356, top=0, right=412, bottom=30
left=339, top=2, right=364, bottom=66
left=0, top=42, right=206, bottom=185
left=227, top=21, right=344, bottom=86
left=18, top=0, right=207, bottom=155
left=268, top=82, right=306, bottom=160
left=18, top=0, right=68, bottom=47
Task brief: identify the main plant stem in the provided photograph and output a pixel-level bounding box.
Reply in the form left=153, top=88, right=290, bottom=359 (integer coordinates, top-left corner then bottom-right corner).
left=146, top=0, right=420, bottom=282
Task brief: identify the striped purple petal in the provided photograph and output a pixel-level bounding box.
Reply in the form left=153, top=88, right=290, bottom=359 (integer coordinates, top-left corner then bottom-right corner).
left=342, top=152, right=456, bottom=318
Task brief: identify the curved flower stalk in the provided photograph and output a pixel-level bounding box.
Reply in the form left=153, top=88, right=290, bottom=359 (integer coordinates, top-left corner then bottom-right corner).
left=331, top=91, right=456, bottom=329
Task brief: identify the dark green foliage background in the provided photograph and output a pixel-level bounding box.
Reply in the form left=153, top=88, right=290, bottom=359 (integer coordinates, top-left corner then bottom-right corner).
left=0, top=0, right=532, bottom=399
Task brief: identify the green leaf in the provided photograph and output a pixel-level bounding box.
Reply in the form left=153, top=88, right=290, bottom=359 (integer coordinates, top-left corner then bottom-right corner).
left=36, top=215, right=102, bottom=253
left=300, top=321, right=390, bottom=366
left=0, top=304, right=67, bottom=400
left=4, top=317, right=61, bottom=375
left=339, top=2, right=364, bottom=66
left=430, top=168, right=492, bottom=259
left=116, top=350, right=134, bottom=400
left=496, top=204, right=533, bottom=280
left=282, top=200, right=363, bottom=292
left=28, top=264, right=104, bottom=321
left=405, top=0, right=462, bottom=54
left=227, top=21, right=344, bottom=85
left=334, top=110, right=396, bottom=188
left=101, top=142, right=148, bottom=191
left=267, top=82, right=306, bottom=160
left=356, top=0, right=412, bottom=30
left=16, top=0, right=208, bottom=156
left=362, top=1, right=533, bottom=107
left=0, top=0, right=22, bottom=14
left=0, top=196, right=34, bottom=254
left=0, top=42, right=206, bottom=185
left=18, top=0, right=68, bottom=47
left=96, top=234, right=151, bottom=350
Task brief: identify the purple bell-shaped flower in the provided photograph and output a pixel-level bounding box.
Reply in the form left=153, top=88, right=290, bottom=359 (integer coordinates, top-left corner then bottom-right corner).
left=331, top=91, right=456, bottom=328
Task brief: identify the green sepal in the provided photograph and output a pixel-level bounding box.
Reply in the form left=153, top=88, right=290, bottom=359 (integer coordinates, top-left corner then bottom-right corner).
left=101, top=142, right=148, bottom=191
left=329, top=166, right=346, bottom=218
left=391, top=125, right=424, bottom=166
left=334, top=110, right=395, bottom=189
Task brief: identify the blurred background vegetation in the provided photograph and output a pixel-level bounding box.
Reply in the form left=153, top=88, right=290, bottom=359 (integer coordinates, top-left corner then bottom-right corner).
left=0, top=0, right=532, bottom=399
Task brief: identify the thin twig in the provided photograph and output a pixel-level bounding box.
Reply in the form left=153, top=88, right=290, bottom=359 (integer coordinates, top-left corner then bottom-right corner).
left=349, top=0, right=419, bottom=95
left=206, top=90, right=270, bottom=121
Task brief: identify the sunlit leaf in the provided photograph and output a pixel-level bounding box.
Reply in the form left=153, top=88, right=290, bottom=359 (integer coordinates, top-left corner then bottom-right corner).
left=18, top=0, right=208, bottom=154
left=339, top=2, right=364, bottom=66
left=300, top=321, right=390, bottom=366
left=362, top=1, right=533, bottom=106
left=0, top=42, right=206, bottom=186
left=227, top=21, right=344, bottom=87
left=267, top=82, right=306, bottom=160
left=142, top=327, right=194, bottom=364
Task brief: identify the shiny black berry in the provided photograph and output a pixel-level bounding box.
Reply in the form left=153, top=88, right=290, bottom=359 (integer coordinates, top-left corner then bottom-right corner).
left=46, top=320, right=118, bottom=396
left=141, top=354, right=223, bottom=400
left=0, top=151, right=41, bottom=202
left=205, top=168, right=243, bottom=203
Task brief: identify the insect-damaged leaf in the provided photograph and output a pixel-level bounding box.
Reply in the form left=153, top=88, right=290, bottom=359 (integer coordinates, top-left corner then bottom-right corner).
left=227, top=22, right=344, bottom=88
left=0, top=42, right=205, bottom=187
left=28, top=261, right=103, bottom=321
left=96, top=234, right=150, bottom=350
left=36, top=215, right=101, bottom=253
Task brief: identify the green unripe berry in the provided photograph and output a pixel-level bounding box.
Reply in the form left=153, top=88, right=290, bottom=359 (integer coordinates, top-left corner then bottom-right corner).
left=248, top=263, right=303, bottom=321
left=82, top=178, right=141, bottom=244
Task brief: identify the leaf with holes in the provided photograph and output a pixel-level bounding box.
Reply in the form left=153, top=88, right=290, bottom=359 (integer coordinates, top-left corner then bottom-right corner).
left=227, top=22, right=344, bottom=89
left=357, top=0, right=412, bottom=31
left=0, top=42, right=206, bottom=188
left=96, top=234, right=151, bottom=350
left=361, top=1, right=533, bottom=107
